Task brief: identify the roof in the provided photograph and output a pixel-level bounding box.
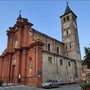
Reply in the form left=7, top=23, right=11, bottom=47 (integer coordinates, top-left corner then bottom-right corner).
left=60, top=3, right=77, bottom=18
left=31, top=28, right=64, bottom=45
left=64, top=3, right=72, bottom=14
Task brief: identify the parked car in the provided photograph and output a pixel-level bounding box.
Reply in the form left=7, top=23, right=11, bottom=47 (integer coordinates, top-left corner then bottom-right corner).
left=42, top=79, right=59, bottom=88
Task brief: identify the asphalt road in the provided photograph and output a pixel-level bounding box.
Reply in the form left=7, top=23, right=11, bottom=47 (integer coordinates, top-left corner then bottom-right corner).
left=0, top=84, right=82, bottom=90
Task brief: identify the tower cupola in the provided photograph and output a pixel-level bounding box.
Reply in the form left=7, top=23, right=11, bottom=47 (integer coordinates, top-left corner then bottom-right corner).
left=60, top=3, right=77, bottom=18
left=64, top=2, right=72, bottom=14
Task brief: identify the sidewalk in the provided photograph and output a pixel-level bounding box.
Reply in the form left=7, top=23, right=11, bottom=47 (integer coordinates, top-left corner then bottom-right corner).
left=2, top=83, right=20, bottom=87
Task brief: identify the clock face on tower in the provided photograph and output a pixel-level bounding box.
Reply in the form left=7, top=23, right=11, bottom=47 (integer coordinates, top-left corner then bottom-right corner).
left=63, top=22, right=70, bottom=29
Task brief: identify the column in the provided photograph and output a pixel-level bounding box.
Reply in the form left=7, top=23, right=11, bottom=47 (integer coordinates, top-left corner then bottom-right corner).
left=14, top=50, right=21, bottom=83
left=23, top=25, right=29, bottom=47
left=8, top=55, right=12, bottom=82
left=35, top=45, right=43, bottom=87
left=18, top=27, right=22, bottom=48
left=7, top=35, right=10, bottom=52
left=0, top=56, right=4, bottom=79
left=21, top=49, right=27, bottom=84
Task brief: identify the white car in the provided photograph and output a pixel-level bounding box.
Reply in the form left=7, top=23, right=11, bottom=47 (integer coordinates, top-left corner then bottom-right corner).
left=42, top=79, right=59, bottom=88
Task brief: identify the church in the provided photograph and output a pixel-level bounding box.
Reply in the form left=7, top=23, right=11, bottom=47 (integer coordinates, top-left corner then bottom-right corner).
left=0, top=4, right=82, bottom=87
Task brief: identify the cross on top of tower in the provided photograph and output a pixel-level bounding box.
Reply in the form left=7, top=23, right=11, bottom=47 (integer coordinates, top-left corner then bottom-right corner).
left=19, top=10, right=22, bottom=17
left=67, top=1, right=69, bottom=6
left=64, top=2, right=71, bottom=14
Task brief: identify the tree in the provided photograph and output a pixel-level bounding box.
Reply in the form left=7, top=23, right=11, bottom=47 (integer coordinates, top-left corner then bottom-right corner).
left=83, top=47, right=90, bottom=69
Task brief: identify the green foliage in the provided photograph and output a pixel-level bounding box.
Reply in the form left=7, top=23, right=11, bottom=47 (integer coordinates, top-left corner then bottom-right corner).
left=83, top=47, right=90, bottom=69
left=87, top=73, right=90, bottom=79
left=83, top=83, right=90, bottom=89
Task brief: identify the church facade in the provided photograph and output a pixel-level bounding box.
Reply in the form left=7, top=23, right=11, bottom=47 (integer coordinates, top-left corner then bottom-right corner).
left=0, top=4, right=82, bottom=87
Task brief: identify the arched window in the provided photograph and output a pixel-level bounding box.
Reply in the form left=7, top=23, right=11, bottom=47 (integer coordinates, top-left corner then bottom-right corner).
left=12, top=55, right=16, bottom=65
left=57, top=47, right=59, bottom=54
left=48, top=43, right=50, bottom=51
left=29, top=57, right=32, bottom=68
left=63, top=17, right=66, bottom=22
left=13, top=36, right=18, bottom=48
left=70, top=44, right=72, bottom=49
left=68, top=61, right=71, bottom=67
left=66, top=45, right=67, bottom=50
left=15, top=39, right=18, bottom=48
left=66, top=30, right=68, bottom=35
left=60, top=59, right=63, bottom=65
left=29, top=57, right=32, bottom=74
left=67, top=16, right=69, bottom=21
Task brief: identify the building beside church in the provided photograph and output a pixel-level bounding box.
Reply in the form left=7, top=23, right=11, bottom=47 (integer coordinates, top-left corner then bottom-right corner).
left=0, top=4, right=82, bottom=87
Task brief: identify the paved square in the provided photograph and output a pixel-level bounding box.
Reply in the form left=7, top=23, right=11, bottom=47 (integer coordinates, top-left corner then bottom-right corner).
left=0, top=84, right=82, bottom=90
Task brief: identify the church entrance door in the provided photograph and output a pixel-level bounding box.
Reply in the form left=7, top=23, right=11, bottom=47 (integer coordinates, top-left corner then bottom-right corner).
left=12, top=65, right=15, bottom=83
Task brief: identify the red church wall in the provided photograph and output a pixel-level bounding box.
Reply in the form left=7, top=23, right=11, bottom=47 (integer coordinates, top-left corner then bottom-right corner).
left=0, top=57, right=3, bottom=79
left=25, top=41, right=44, bottom=87
left=1, top=56, right=9, bottom=83
left=0, top=16, right=44, bottom=87
left=18, top=27, right=22, bottom=48
left=27, top=46, right=38, bottom=86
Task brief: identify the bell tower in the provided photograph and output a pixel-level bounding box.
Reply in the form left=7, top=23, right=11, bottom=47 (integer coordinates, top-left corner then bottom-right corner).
left=60, top=3, right=81, bottom=60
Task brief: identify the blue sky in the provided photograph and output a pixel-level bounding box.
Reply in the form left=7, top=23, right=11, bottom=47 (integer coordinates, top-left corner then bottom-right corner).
left=0, top=0, right=90, bottom=59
